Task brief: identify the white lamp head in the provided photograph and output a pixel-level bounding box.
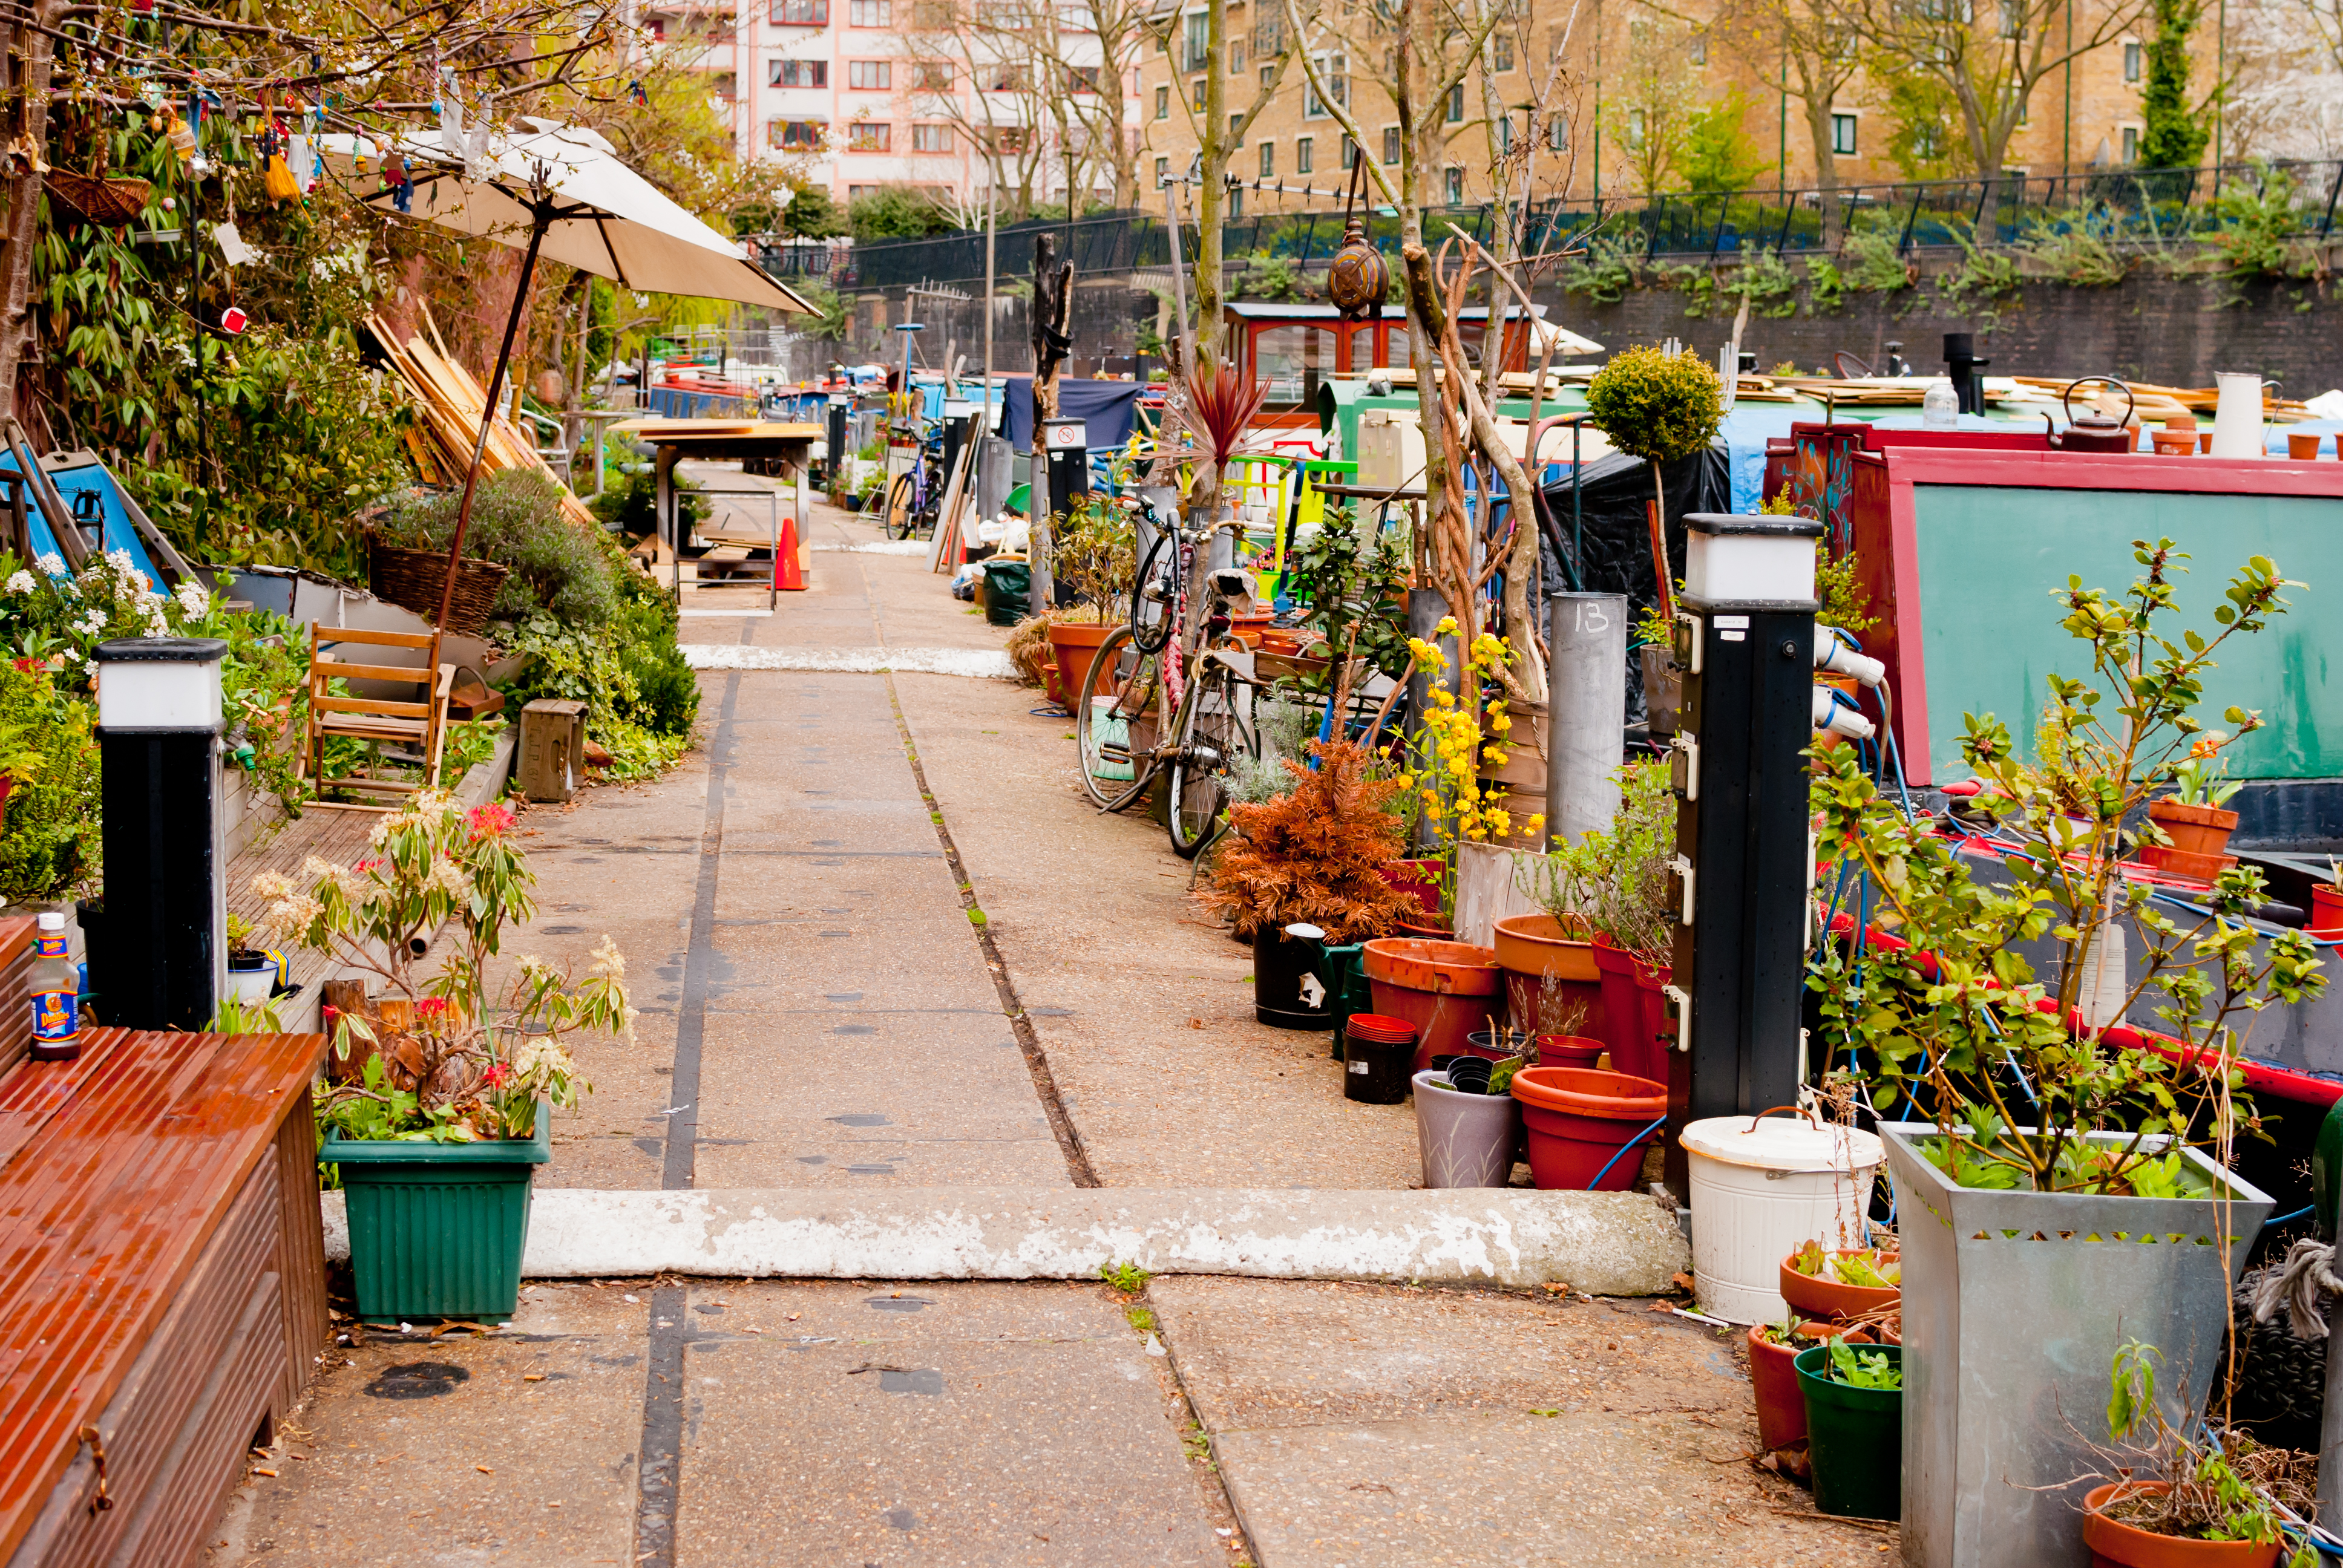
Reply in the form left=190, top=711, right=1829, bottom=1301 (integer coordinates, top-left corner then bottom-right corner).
left=93, top=638, right=228, bottom=732
left=1682, top=513, right=1824, bottom=606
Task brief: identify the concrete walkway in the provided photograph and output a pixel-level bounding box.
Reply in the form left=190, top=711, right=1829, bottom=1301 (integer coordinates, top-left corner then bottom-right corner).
left=205, top=479, right=1892, bottom=1567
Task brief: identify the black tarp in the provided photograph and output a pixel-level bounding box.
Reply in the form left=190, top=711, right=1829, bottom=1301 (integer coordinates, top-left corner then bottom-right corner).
left=1536, top=443, right=1731, bottom=725
left=998, top=377, right=1142, bottom=451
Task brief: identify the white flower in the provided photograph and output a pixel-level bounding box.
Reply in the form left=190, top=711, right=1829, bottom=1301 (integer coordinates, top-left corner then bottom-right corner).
left=34, top=553, right=62, bottom=575
left=425, top=855, right=468, bottom=897
left=589, top=934, right=626, bottom=981
left=174, top=581, right=211, bottom=618
left=105, top=548, right=135, bottom=577
left=250, top=871, right=292, bottom=899
left=4, top=570, right=31, bottom=595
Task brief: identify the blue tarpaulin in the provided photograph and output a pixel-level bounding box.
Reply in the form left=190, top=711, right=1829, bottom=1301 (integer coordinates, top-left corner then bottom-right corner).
left=998, top=378, right=1141, bottom=452
left=4, top=454, right=165, bottom=586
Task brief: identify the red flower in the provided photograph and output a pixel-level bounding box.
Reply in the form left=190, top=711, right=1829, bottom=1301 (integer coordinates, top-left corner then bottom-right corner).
left=482, top=1062, right=513, bottom=1088
left=321, top=1005, right=340, bottom=1024
left=417, top=997, right=449, bottom=1018
left=352, top=856, right=383, bottom=875
left=467, top=803, right=516, bottom=842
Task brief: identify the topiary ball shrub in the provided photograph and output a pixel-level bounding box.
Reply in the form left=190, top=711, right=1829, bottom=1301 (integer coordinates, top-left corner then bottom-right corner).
left=1585, top=345, right=1726, bottom=463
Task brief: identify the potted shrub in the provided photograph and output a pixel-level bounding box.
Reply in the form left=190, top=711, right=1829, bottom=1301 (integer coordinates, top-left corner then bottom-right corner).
left=1794, top=1339, right=1902, bottom=1520
left=2142, top=745, right=2244, bottom=880
left=223, top=912, right=277, bottom=1007
left=1394, top=621, right=1545, bottom=933
left=254, top=788, right=632, bottom=1322
left=1778, top=1241, right=1900, bottom=1327
left=1584, top=345, right=1724, bottom=616
left=2312, top=860, right=2343, bottom=938
left=1038, top=492, right=1135, bottom=712
left=1811, top=544, right=2316, bottom=1562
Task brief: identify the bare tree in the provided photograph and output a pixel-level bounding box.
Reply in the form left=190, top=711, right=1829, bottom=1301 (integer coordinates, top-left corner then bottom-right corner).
left=1171, top=0, right=1295, bottom=369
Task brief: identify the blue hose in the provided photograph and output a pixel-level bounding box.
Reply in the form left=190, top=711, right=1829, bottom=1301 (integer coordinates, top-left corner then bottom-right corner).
left=2264, top=1204, right=2314, bottom=1229
left=1587, top=1117, right=1668, bottom=1190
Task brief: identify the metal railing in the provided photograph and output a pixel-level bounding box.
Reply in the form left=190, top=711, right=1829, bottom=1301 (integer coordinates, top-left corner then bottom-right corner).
left=813, top=158, right=2343, bottom=292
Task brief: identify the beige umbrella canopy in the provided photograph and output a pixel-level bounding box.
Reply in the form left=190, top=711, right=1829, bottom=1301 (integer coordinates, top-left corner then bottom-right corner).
left=320, top=122, right=811, bottom=624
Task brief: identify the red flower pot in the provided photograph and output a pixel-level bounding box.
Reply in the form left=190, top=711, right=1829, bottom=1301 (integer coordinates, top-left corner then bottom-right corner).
left=1593, top=935, right=1673, bottom=1082
left=2148, top=799, right=2240, bottom=860
left=1362, top=938, right=1504, bottom=1071
left=2310, top=884, right=2343, bottom=938
left=1533, top=1034, right=1604, bottom=1070
left=1493, top=914, right=1605, bottom=1042
left=1748, top=1328, right=1807, bottom=1451
left=1509, top=1065, right=1666, bottom=1191
left=2082, top=1481, right=2280, bottom=1567
left=1378, top=859, right=1443, bottom=916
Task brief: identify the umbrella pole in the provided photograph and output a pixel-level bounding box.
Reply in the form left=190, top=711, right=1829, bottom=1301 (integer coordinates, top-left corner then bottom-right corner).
left=434, top=204, right=551, bottom=630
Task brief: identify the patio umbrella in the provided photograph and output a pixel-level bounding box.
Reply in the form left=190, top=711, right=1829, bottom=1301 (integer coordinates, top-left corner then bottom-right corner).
left=320, top=122, right=813, bottom=627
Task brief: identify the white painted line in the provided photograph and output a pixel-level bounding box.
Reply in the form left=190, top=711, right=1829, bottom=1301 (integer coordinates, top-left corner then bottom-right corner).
left=679, top=645, right=1018, bottom=680
left=320, top=1186, right=1690, bottom=1295
left=813, top=541, right=929, bottom=555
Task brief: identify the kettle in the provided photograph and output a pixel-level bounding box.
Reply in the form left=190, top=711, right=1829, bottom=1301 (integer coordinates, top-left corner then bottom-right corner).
left=2048, top=376, right=2137, bottom=453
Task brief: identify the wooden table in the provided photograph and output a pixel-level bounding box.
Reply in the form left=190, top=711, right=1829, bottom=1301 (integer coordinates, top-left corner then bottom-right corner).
left=0, top=918, right=327, bottom=1567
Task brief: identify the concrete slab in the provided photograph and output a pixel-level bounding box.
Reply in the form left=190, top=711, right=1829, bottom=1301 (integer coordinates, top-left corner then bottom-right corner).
left=1149, top=1276, right=1895, bottom=1567
left=670, top=1280, right=1226, bottom=1567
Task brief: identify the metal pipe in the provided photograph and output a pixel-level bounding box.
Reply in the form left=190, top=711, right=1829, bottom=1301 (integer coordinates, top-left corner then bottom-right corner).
left=1544, top=592, right=1627, bottom=850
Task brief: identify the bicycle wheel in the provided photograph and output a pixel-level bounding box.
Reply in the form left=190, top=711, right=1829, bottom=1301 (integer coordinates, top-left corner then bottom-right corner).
left=883, top=473, right=917, bottom=540
left=1128, top=531, right=1176, bottom=655
left=1075, top=625, right=1165, bottom=813
left=1166, top=655, right=1257, bottom=858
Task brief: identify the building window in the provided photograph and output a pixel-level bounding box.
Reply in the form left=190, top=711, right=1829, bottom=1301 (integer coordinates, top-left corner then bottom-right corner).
left=1230, top=111, right=1242, bottom=139
left=912, top=0, right=952, bottom=22
left=1342, top=133, right=1357, bottom=168
left=769, top=58, right=827, bottom=86
left=1184, top=11, right=1210, bottom=71
left=1491, top=31, right=1513, bottom=71
left=1156, top=154, right=1169, bottom=185
left=989, top=63, right=1031, bottom=90
left=1230, top=185, right=1242, bottom=217
left=1191, top=77, right=1207, bottom=110
left=770, top=0, right=828, bottom=21
left=1381, top=125, right=1400, bottom=164
left=848, top=60, right=892, bottom=89
left=848, top=0, right=890, bottom=24
left=1260, top=64, right=1274, bottom=91
left=1447, top=83, right=1464, bottom=123
left=1229, top=39, right=1244, bottom=73
left=1304, top=52, right=1346, bottom=117
left=769, top=119, right=827, bottom=150
left=2123, top=41, right=2141, bottom=81
left=1155, top=84, right=1170, bottom=118
left=848, top=122, right=891, bottom=151
left=1068, top=64, right=1101, bottom=93
left=848, top=185, right=879, bottom=201
left=1688, top=31, right=1707, bottom=64
left=910, top=60, right=951, bottom=90
left=1831, top=112, right=1857, bottom=155
left=2122, top=125, right=2139, bottom=162
left=1444, top=166, right=1463, bottom=203
left=1296, top=135, right=1313, bottom=173
left=1259, top=140, right=1274, bottom=177
left=911, top=122, right=951, bottom=150
left=994, top=125, right=1027, bottom=152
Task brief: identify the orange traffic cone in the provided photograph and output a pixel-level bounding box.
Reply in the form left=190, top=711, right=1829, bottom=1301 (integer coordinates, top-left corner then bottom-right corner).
left=776, top=514, right=807, bottom=590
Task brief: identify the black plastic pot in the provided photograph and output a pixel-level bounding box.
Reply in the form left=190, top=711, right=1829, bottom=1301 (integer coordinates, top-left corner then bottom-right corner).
left=1342, top=1030, right=1413, bottom=1104
left=1254, top=924, right=1333, bottom=1030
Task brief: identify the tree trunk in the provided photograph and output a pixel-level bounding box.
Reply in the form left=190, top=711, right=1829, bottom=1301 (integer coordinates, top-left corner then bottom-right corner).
left=0, top=6, right=64, bottom=426
left=1194, top=0, right=1228, bottom=373
left=1795, top=67, right=1846, bottom=248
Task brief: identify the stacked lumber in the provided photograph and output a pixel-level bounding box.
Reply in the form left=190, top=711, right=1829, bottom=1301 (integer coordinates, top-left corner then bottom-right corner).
left=367, top=311, right=599, bottom=529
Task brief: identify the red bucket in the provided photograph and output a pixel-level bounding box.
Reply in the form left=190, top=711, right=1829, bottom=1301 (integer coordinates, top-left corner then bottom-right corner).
left=1510, top=1066, right=1666, bottom=1191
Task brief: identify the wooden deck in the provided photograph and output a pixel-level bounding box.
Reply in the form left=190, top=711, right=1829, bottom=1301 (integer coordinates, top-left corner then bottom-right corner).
left=0, top=920, right=328, bottom=1566
left=223, top=808, right=374, bottom=996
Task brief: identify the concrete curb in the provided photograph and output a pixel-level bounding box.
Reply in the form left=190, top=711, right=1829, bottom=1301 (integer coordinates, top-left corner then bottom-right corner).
left=678, top=645, right=1017, bottom=679
left=321, top=1187, right=1690, bottom=1294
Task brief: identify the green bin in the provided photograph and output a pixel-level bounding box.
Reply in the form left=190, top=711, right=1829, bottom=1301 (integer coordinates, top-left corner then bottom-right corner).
left=329, top=1105, right=551, bottom=1322
left=1795, top=1342, right=1902, bottom=1520
left=983, top=560, right=1031, bottom=626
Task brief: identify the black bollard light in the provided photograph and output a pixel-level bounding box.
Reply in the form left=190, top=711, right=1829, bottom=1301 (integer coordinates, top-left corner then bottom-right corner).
left=1663, top=515, right=1823, bottom=1188
left=93, top=637, right=229, bottom=1031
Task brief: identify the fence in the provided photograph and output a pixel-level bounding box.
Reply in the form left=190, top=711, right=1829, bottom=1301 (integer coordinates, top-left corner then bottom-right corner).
left=804, top=159, right=2343, bottom=292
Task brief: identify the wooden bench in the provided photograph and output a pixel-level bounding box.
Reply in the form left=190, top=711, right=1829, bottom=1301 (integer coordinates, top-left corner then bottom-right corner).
left=0, top=916, right=327, bottom=1567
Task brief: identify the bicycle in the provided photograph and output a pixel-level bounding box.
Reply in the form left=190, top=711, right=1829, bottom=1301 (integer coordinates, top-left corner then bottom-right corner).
left=1073, top=494, right=1262, bottom=858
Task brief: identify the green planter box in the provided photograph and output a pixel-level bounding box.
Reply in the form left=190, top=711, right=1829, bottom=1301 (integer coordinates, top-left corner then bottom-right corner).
left=327, top=1106, right=551, bottom=1322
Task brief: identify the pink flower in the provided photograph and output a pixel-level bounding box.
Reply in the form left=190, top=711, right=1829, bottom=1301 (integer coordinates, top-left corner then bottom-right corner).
left=467, top=803, right=515, bottom=842
left=352, top=856, right=383, bottom=875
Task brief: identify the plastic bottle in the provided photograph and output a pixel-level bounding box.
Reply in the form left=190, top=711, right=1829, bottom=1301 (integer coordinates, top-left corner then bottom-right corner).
left=1921, top=381, right=1960, bottom=430
left=28, top=912, right=79, bottom=1061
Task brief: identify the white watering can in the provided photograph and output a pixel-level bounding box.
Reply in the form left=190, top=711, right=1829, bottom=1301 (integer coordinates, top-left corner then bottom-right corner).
left=2210, top=372, right=2275, bottom=458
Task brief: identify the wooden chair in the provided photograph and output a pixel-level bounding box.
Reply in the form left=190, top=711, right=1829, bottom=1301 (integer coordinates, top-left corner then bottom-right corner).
left=302, top=624, right=456, bottom=809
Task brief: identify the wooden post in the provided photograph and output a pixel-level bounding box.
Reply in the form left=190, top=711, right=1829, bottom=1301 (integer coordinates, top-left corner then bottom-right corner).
left=1028, top=232, right=1074, bottom=617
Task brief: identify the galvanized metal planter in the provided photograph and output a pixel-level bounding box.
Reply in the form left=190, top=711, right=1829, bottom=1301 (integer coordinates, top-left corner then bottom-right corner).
left=1882, top=1123, right=2271, bottom=1568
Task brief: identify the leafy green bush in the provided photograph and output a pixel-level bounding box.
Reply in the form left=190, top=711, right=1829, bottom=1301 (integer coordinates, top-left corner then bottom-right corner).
left=382, top=471, right=619, bottom=627
left=847, top=185, right=955, bottom=242
left=591, top=465, right=707, bottom=540
left=613, top=580, right=700, bottom=739
left=1585, top=345, right=1724, bottom=463
left=0, top=661, right=99, bottom=903
left=1559, top=227, right=1647, bottom=304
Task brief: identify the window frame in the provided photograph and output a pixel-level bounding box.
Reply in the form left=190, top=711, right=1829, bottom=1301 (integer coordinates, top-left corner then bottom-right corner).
left=768, top=118, right=828, bottom=151
left=847, top=120, right=893, bottom=151
left=847, top=0, right=891, bottom=25
left=768, top=57, right=828, bottom=87
left=1296, top=134, right=1313, bottom=174
left=1259, top=140, right=1274, bottom=177
left=1381, top=125, right=1400, bottom=165
left=768, top=0, right=830, bottom=22
left=1830, top=111, right=1858, bottom=156
left=847, top=59, right=893, bottom=90
left=909, top=122, right=952, bottom=151
left=1155, top=83, right=1170, bottom=119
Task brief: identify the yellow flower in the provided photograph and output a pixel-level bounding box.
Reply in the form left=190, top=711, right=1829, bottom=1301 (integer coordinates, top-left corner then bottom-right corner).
left=1436, top=615, right=1459, bottom=635
left=1489, top=713, right=1511, bottom=733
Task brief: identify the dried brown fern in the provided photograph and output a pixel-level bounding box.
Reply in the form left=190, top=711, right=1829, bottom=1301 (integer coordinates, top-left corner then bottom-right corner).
left=1199, top=740, right=1416, bottom=942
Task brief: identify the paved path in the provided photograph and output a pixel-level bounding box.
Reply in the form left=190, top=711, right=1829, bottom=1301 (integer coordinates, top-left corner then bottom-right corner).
left=206, top=476, right=1891, bottom=1567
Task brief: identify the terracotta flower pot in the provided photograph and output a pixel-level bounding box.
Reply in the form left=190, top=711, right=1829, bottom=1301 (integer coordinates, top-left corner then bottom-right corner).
left=1492, top=914, right=1605, bottom=1035
left=2081, top=1481, right=2282, bottom=1567
left=1362, top=938, right=1503, bottom=1071
left=2137, top=842, right=2238, bottom=884
left=1533, top=1034, right=1604, bottom=1070
left=1044, top=621, right=1116, bottom=712
left=1509, top=1066, right=1666, bottom=1191
left=1778, top=1251, right=1902, bottom=1324
left=1748, top=1328, right=1808, bottom=1451
left=2311, top=884, right=2343, bottom=938
left=2148, top=798, right=2240, bottom=860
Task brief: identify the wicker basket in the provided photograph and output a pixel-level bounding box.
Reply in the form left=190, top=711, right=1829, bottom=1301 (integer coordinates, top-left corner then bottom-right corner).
left=45, top=169, right=152, bottom=229
left=367, top=537, right=511, bottom=636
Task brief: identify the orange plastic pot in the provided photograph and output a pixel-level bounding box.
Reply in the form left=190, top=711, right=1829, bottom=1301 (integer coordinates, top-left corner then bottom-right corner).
left=1778, top=1252, right=1901, bottom=1324
left=2081, top=1483, right=2281, bottom=1568
left=1044, top=622, right=1116, bottom=710
left=2312, top=884, right=2343, bottom=938
left=1363, top=938, right=1503, bottom=1071
left=1493, top=914, right=1607, bottom=1041
left=2148, top=799, right=2240, bottom=860
left=1534, top=1034, right=1604, bottom=1070
left=1509, top=1066, right=1666, bottom=1191
left=2138, top=842, right=2237, bottom=884
left=1748, top=1328, right=1807, bottom=1451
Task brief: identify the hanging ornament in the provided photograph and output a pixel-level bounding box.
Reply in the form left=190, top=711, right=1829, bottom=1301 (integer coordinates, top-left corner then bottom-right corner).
left=626, top=79, right=647, bottom=106
left=1325, top=155, right=1389, bottom=322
